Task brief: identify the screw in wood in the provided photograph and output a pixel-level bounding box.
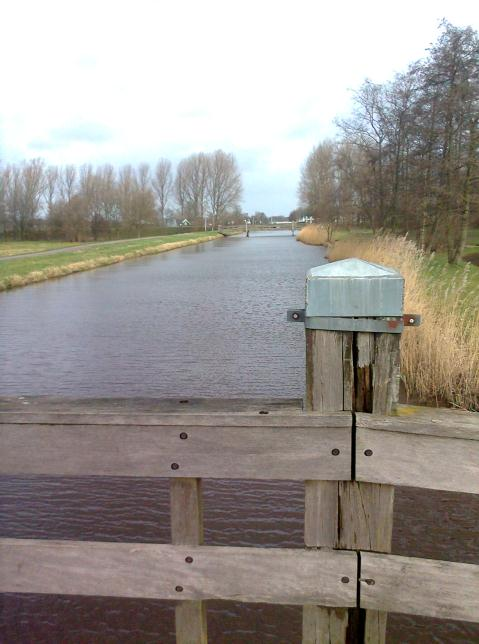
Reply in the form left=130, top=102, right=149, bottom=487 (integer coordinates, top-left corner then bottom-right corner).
left=331, top=448, right=340, bottom=455
left=175, top=585, right=183, bottom=592
left=341, top=577, right=350, bottom=583
left=185, top=556, right=193, bottom=564
left=364, top=449, right=373, bottom=456
left=171, top=463, right=179, bottom=470
left=179, top=432, right=188, bottom=440
left=364, top=579, right=376, bottom=585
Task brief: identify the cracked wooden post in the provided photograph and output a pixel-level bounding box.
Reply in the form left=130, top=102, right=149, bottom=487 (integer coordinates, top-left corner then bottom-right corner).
left=300, top=259, right=404, bottom=644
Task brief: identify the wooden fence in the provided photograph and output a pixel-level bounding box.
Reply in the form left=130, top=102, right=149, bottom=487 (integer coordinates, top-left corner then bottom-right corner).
left=0, top=400, right=478, bottom=642
left=1, top=255, right=479, bottom=643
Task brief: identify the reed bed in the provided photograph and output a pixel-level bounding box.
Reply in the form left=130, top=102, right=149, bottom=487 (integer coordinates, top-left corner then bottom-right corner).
left=329, top=234, right=479, bottom=411
left=296, top=224, right=329, bottom=246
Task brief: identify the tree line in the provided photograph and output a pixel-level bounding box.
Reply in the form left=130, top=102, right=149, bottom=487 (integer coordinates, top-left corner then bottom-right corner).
left=298, top=22, right=479, bottom=263
left=0, top=150, right=243, bottom=241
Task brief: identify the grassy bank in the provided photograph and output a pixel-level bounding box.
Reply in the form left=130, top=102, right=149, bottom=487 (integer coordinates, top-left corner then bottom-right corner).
left=0, top=241, right=79, bottom=257
left=329, top=234, right=479, bottom=411
left=0, top=233, right=220, bottom=292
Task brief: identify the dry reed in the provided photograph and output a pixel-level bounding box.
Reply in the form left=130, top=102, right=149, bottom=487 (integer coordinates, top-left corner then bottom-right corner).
left=296, top=224, right=329, bottom=246
left=329, top=234, right=479, bottom=411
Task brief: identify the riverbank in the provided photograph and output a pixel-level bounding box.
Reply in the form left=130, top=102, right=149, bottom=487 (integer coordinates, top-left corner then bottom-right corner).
left=329, top=233, right=479, bottom=411
left=0, top=232, right=221, bottom=292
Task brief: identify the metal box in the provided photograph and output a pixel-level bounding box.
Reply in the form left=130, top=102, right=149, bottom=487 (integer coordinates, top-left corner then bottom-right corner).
left=305, top=258, right=404, bottom=318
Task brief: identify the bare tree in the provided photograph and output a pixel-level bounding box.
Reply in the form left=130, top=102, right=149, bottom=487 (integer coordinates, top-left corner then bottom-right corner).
left=206, top=150, right=242, bottom=226
left=153, top=159, right=173, bottom=223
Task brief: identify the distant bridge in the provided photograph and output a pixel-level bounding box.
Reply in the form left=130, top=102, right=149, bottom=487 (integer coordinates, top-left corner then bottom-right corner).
left=218, top=221, right=308, bottom=237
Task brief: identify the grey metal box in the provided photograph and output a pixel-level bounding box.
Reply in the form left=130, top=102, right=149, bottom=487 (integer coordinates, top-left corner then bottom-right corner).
left=306, top=258, right=404, bottom=318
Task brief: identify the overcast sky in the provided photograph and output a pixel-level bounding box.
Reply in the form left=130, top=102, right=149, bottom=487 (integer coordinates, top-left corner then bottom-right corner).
left=1, top=0, right=478, bottom=216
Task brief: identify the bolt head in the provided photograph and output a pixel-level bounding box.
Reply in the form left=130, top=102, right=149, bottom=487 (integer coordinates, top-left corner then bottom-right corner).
left=409, top=318, right=415, bottom=324
left=364, top=449, right=373, bottom=457
left=331, top=448, right=340, bottom=456
left=341, top=576, right=350, bottom=584
left=171, top=462, right=179, bottom=470
left=180, top=432, right=188, bottom=440
left=175, top=585, right=183, bottom=592
left=185, top=556, right=193, bottom=564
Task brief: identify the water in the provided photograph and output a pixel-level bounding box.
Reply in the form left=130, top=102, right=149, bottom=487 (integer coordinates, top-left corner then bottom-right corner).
left=1, top=232, right=478, bottom=643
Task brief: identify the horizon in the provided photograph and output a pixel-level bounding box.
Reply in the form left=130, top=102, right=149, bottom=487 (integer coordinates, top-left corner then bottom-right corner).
left=1, top=0, right=478, bottom=217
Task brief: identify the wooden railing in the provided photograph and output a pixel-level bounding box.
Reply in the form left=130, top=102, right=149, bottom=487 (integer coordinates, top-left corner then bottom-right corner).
left=0, top=400, right=478, bottom=642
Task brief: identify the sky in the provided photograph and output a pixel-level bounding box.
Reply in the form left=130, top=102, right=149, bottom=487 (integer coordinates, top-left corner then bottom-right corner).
left=1, top=0, right=478, bottom=216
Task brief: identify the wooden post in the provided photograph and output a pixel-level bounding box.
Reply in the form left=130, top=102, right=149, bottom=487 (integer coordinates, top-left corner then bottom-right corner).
left=171, top=478, right=207, bottom=644
left=302, top=260, right=403, bottom=644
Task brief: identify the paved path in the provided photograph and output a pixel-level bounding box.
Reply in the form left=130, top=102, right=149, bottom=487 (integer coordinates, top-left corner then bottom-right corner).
left=0, top=236, right=180, bottom=261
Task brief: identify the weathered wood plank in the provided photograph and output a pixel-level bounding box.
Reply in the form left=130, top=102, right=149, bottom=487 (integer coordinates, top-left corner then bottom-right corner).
left=338, top=481, right=394, bottom=552
left=342, top=332, right=396, bottom=644
left=0, top=396, right=303, bottom=413
left=304, top=480, right=339, bottom=548
left=357, top=409, right=479, bottom=441
left=305, top=330, right=344, bottom=412
left=357, top=427, right=479, bottom=494
left=171, top=478, right=206, bottom=643
left=0, top=411, right=348, bottom=427
left=302, top=606, right=348, bottom=643
left=0, top=539, right=358, bottom=606
left=360, top=552, right=479, bottom=623
left=0, top=423, right=352, bottom=480
left=304, top=330, right=349, bottom=643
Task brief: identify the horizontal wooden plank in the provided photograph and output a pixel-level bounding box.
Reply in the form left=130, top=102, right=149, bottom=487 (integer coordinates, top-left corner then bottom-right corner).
left=0, top=422, right=352, bottom=480
left=357, top=408, right=479, bottom=441
left=0, top=411, right=349, bottom=427
left=360, top=552, right=479, bottom=623
left=356, top=427, right=479, bottom=494
left=0, top=539, right=357, bottom=607
left=0, top=396, right=303, bottom=413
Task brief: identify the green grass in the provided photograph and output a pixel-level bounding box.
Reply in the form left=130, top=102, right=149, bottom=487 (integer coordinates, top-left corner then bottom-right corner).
left=0, top=241, right=79, bottom=257
left=0, top=232, right=220, bottom=290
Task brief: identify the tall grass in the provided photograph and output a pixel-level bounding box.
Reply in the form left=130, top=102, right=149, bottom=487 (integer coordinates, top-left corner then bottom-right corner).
left=329, top=234, right=479, bottom=411
left=296, top=224, right=329, bottom=246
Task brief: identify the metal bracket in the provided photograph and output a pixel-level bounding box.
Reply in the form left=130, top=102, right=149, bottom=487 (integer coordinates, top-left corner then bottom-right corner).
left=287, top=309, right=421, bottom=333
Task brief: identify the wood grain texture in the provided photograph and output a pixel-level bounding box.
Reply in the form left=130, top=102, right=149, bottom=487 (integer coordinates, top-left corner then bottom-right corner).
left=338, top=481, right=393, bottom=552
left=171, top=478, right=206, bottom=643
left=0, top=411, right=349, bottom=426
left=0, top=422, right=351, bottom=480
left=305, top=330, right=344, bottom=412
left=0, top=539, right=357, bottom=606
left=360, top=552, right=479, bottom=623
left=357, top=409, right=479, bottom=441
left=0, top=396, right=304, bottom=413
left=357, top=427, right=479, bottom=494
left=372, top=334, right=400, bottom=415
left=304, top=330, right=348, bottom=643
left=349, top=332, right=395, bottom=644
left=304, top=480, right=339, bottom=548
left=302, top=606, right=348, bottom=643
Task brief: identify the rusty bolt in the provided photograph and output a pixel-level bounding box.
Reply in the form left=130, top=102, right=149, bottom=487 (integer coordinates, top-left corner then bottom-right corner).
left=185, top=556, right=193, bottom=564
left=171, top=463, right=179, bottom=470
left=341, top=577, right=350, bottom=584
left=364, top=449, right=373, bottom=456
left=175, top=585, right=183, bottom=592
left=331, top=448, right=340, bottom=456
left=180, top=432, right=188, bottom=440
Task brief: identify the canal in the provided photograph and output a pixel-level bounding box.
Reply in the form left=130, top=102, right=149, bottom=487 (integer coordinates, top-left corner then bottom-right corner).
left=1, top=232, right=478, bottom=642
